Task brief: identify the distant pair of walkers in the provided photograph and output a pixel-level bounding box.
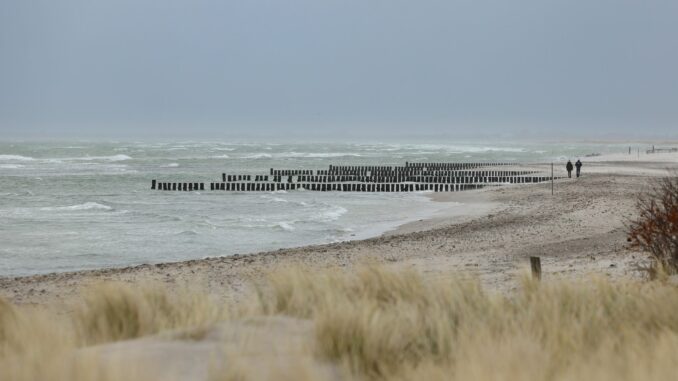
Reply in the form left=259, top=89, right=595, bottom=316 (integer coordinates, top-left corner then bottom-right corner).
left=566, top=160, right=582, bottom=178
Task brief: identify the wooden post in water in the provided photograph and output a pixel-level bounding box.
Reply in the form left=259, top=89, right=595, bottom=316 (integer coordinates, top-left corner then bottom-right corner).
left=530, top=256, right=542, bottom=281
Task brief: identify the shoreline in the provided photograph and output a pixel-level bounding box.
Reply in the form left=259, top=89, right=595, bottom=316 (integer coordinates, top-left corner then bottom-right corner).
left=2, top=153, right=678, bottom=305
left=0, top=189, right=489, bottom=278
left=0, top=188, right=497, bottom=281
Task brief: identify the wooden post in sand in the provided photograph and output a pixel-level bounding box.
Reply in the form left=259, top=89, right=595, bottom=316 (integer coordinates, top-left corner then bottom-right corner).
left=551, top=163, right=554, bottom=195
left=530, top=256, right=542, bottom=281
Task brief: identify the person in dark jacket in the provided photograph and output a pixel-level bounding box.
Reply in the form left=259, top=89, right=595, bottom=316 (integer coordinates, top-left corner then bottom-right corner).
left=566, top=160, right=573, bottom=178
left=575, top=159, right=582, bottom=177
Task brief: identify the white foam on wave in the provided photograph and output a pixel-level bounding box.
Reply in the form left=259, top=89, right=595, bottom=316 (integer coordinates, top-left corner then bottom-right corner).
left=316, top=206, right=348, bottom=221
left=241, top=152, right=362, bottom=159
left=399, top=144, right=526, bottom=153
left=280, top=152, right=362, bottom=158
left=0, top=155, right=34, bottom=161
left=211, top=154, right=230, bottom=159
left=40, top=202, right=112, bottom=212
left=45, top=154, right=132, bottom=163
left=276, top=221, right=296, bottom=231
left=242, top=153, right=272, bottom=159
left=261, top=195, right=288, bottom=203
left=80, top=154, right=132, bottom=162
left=163, top=163, right=180, bottom=168
left=0, top=164, right=24, bottom=169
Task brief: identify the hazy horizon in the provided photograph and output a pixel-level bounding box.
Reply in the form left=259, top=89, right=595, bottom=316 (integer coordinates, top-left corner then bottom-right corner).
left=2, top=1, right=677, bottom=140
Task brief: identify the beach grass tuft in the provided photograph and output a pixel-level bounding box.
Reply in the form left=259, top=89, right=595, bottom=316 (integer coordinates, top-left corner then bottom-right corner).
left=75, top=282, right=225, bottom=344
left=249, top=266, right=678, bottom=380
left=3, top=267, right=678, bottom=380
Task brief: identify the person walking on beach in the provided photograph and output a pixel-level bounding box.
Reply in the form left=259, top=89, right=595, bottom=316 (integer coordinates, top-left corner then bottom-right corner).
left=566, top=160, right=573, bottom=178
left=575, top=159, right=582, bottom=178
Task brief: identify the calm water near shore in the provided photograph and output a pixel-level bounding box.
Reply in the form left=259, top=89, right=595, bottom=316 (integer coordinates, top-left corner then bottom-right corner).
left=0, top=140, right=638, bottom=276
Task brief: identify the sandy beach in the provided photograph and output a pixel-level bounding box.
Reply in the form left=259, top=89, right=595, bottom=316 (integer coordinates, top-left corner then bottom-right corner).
left=2, top=152, right=678, bottom=306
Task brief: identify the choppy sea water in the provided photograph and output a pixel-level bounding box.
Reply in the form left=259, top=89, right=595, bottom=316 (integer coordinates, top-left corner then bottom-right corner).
left=0, top=140, right=635, bottom=276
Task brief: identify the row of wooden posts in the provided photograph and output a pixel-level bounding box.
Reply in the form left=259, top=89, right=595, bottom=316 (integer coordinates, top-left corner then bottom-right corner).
left=209, top=182, right=485, bottom=192
left=270, top=162, right=515, bottom=176
left=231, top=170, right=539, bottom=183
left=151, top=162, right=556, bottom=193
left=226, top=174, right=545, bottom=184
left=151, top=181, right=488, bottom=193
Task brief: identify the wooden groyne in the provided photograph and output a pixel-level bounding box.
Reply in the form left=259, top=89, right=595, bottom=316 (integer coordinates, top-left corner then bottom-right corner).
left=151, top=162, right=561, bottom=192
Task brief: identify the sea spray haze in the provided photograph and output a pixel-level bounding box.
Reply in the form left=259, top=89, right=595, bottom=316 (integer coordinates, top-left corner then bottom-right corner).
left=0, top=140, right=634, bottom=276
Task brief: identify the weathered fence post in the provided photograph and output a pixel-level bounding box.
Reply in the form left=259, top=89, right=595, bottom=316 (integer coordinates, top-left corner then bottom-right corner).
left=530, top=256, right=542, bottom=281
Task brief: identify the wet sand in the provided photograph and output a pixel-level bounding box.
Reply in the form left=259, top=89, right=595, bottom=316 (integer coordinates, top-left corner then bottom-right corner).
left=2, top=152, right=678, bottom=305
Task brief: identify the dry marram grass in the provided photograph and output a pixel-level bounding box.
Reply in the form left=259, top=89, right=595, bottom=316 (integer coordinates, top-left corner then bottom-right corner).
left=249, top=266, right=678, bottom=380
left=3, top=266, right=678, bottom=380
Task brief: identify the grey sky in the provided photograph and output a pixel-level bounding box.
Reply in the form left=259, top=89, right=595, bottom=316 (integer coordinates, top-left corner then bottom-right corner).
left=1, top=0, right=677, bottom=139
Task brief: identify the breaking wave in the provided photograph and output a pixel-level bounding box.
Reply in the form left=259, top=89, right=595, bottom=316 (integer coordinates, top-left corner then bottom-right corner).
left=0, top=155, right=34, bottom=161
left=40, top=202, right=113, bottom=212
left=73, top=154, right=132, bottom=162
left=315, top=206, right=348, bottom=221
left=276, top=221, right=296, bottom=231
left=242, top=153, right=273, bottom=159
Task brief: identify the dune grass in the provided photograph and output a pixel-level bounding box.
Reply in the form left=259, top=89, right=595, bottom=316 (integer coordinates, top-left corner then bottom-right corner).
left=249, top=266, right=678, bottom=380
left=0, top=282, right=226, bottom=381
left=76, top=282, right=226, bottom=345
left=2, top=266, right=678, bottom=380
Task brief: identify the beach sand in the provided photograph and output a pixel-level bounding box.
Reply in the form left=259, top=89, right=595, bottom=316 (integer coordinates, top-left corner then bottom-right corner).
left=2, top=152, right=678, bottom=306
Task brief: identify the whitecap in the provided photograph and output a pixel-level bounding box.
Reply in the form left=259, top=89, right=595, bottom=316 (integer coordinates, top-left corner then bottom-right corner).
left=211, top=154, right=230, bottom=159
left=260, top=195, right=288, bottom=203
left=0, top=164, right=24, bottom=169
left=0, top=155, right=34, bottom=161
left=83, top=154, right=132, bottom=162
left=276, top=221, right=296, bottom=231
left=40, top=202, right=112, bottom=211
left=274, top=152, right=362, bottom=158
left=44, top=154, right=132, bottom=163
left=163, top=163, right=180, bottom=168
left=316, top=206, right=348, bottom=221
left=242, top=153, right=272, bottom=159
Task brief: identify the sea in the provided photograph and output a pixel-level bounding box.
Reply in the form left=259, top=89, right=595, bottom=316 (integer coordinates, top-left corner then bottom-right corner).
left=0, top=140, right=635, bottom=276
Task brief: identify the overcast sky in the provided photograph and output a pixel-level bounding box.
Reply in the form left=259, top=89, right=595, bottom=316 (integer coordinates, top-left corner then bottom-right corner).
left=1, top=0, right=677, bottom=140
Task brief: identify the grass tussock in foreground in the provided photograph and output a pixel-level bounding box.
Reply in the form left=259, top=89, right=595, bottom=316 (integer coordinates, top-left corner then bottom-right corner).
left=2, top=267, right=678, bottom=380
left=0, top=282, right=226, bottom=380
left=251, top=267, right=678, bottom=380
